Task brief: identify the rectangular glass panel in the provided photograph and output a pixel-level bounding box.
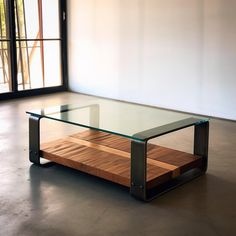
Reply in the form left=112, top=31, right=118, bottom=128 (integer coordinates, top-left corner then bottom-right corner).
left=0, top=0, right=10, bottom=93
left=42, top=0, right=59, bottom=39
left=0, top=0, right=9, bottom=40
left=0, top=40, right=11, bottom=93
left=27, top=99, right=209, bottom=141
left=15, top=0, right=28, bottom=39
left=15, top=0, right=60, bottom=40
left=17, top=40, right=61, bottom=90
left=43, top=41, right=61, bottom=87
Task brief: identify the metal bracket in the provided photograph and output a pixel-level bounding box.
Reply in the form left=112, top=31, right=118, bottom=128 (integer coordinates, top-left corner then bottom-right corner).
left=130, top=140, right=147, bottom=200
left=194, top=121, right=209, bottom=172
left=29, top=115, right=41, bottom=164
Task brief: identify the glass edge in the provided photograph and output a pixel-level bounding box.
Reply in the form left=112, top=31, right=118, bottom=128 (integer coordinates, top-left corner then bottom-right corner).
left=26, top=108, right=210, bottom=143
left=25, top=112, right=144, bottom=141
left=132, top=117, right=210, bottom=141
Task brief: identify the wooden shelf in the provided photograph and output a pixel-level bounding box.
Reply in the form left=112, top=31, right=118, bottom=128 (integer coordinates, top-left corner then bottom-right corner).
left=41, top=130, right=202, bottom=189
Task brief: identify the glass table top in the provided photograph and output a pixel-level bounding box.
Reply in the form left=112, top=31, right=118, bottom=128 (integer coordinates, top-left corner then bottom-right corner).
left=26, top=98, right=209, bottom=141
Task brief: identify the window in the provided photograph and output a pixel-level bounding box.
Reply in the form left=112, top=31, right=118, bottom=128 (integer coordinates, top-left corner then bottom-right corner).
left=0, top=0, right=67, bottom=98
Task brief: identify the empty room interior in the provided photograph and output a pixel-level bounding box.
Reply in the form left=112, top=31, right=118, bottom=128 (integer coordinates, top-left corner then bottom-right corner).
left=0, top=1, right=236, bottom=235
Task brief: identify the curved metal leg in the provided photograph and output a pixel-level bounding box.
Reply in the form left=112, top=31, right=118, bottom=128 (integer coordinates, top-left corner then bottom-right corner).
left=194, top=121, right=209, bottom=172
left=130, top=140, right=147, bottom=201
left=29, top=115, right=41, bottom=164
left=130, top=121, right=209, bottom=202
left=29, top=115, right=56, bottom=167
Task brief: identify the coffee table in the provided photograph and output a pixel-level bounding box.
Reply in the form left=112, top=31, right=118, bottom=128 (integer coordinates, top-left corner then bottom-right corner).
left=26, top=98, right=209, bottom=201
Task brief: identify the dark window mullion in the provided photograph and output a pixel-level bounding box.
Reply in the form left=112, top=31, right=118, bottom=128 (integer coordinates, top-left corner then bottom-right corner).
left=59, top=0, right=68, bottom=90
left=8, top=0, right=17, bottom=92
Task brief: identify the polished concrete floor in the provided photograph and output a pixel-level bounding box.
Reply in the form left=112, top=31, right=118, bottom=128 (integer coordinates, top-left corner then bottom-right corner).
left=0, top=92, right=236, bottom=236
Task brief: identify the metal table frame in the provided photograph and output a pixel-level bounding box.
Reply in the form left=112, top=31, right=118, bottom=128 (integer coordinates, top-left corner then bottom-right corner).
left=130, top=119, right=209, bottom=201
left=28, top=105, right=209, bottom=202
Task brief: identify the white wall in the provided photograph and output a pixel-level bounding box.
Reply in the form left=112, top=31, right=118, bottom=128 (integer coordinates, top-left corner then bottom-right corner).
left=68, top=0, right=236, bottom=120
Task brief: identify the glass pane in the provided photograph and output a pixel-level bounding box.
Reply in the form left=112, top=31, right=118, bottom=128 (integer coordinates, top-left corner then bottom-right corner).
left=15, top=0, right=59, bottom=40
left=0, top=41, right=11, bottom=93
left=0, top=0, right=9, bottom=40
left=42, top=0, right=59, bottom=38
left=27, top=99, right=209, bottom=141
left=15, top=0, right=28, bottom=39
left=17, top=40, right=61, bottom=90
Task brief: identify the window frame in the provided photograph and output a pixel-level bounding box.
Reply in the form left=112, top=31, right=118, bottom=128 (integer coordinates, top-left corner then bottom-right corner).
left=0, top=0, right=68, bottom=100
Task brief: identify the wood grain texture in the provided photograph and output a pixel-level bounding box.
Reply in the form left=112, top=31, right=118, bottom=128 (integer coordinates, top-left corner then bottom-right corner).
left=66, top=136, right=180, bottom=176
left=41, top=130, right=202, bottom=189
